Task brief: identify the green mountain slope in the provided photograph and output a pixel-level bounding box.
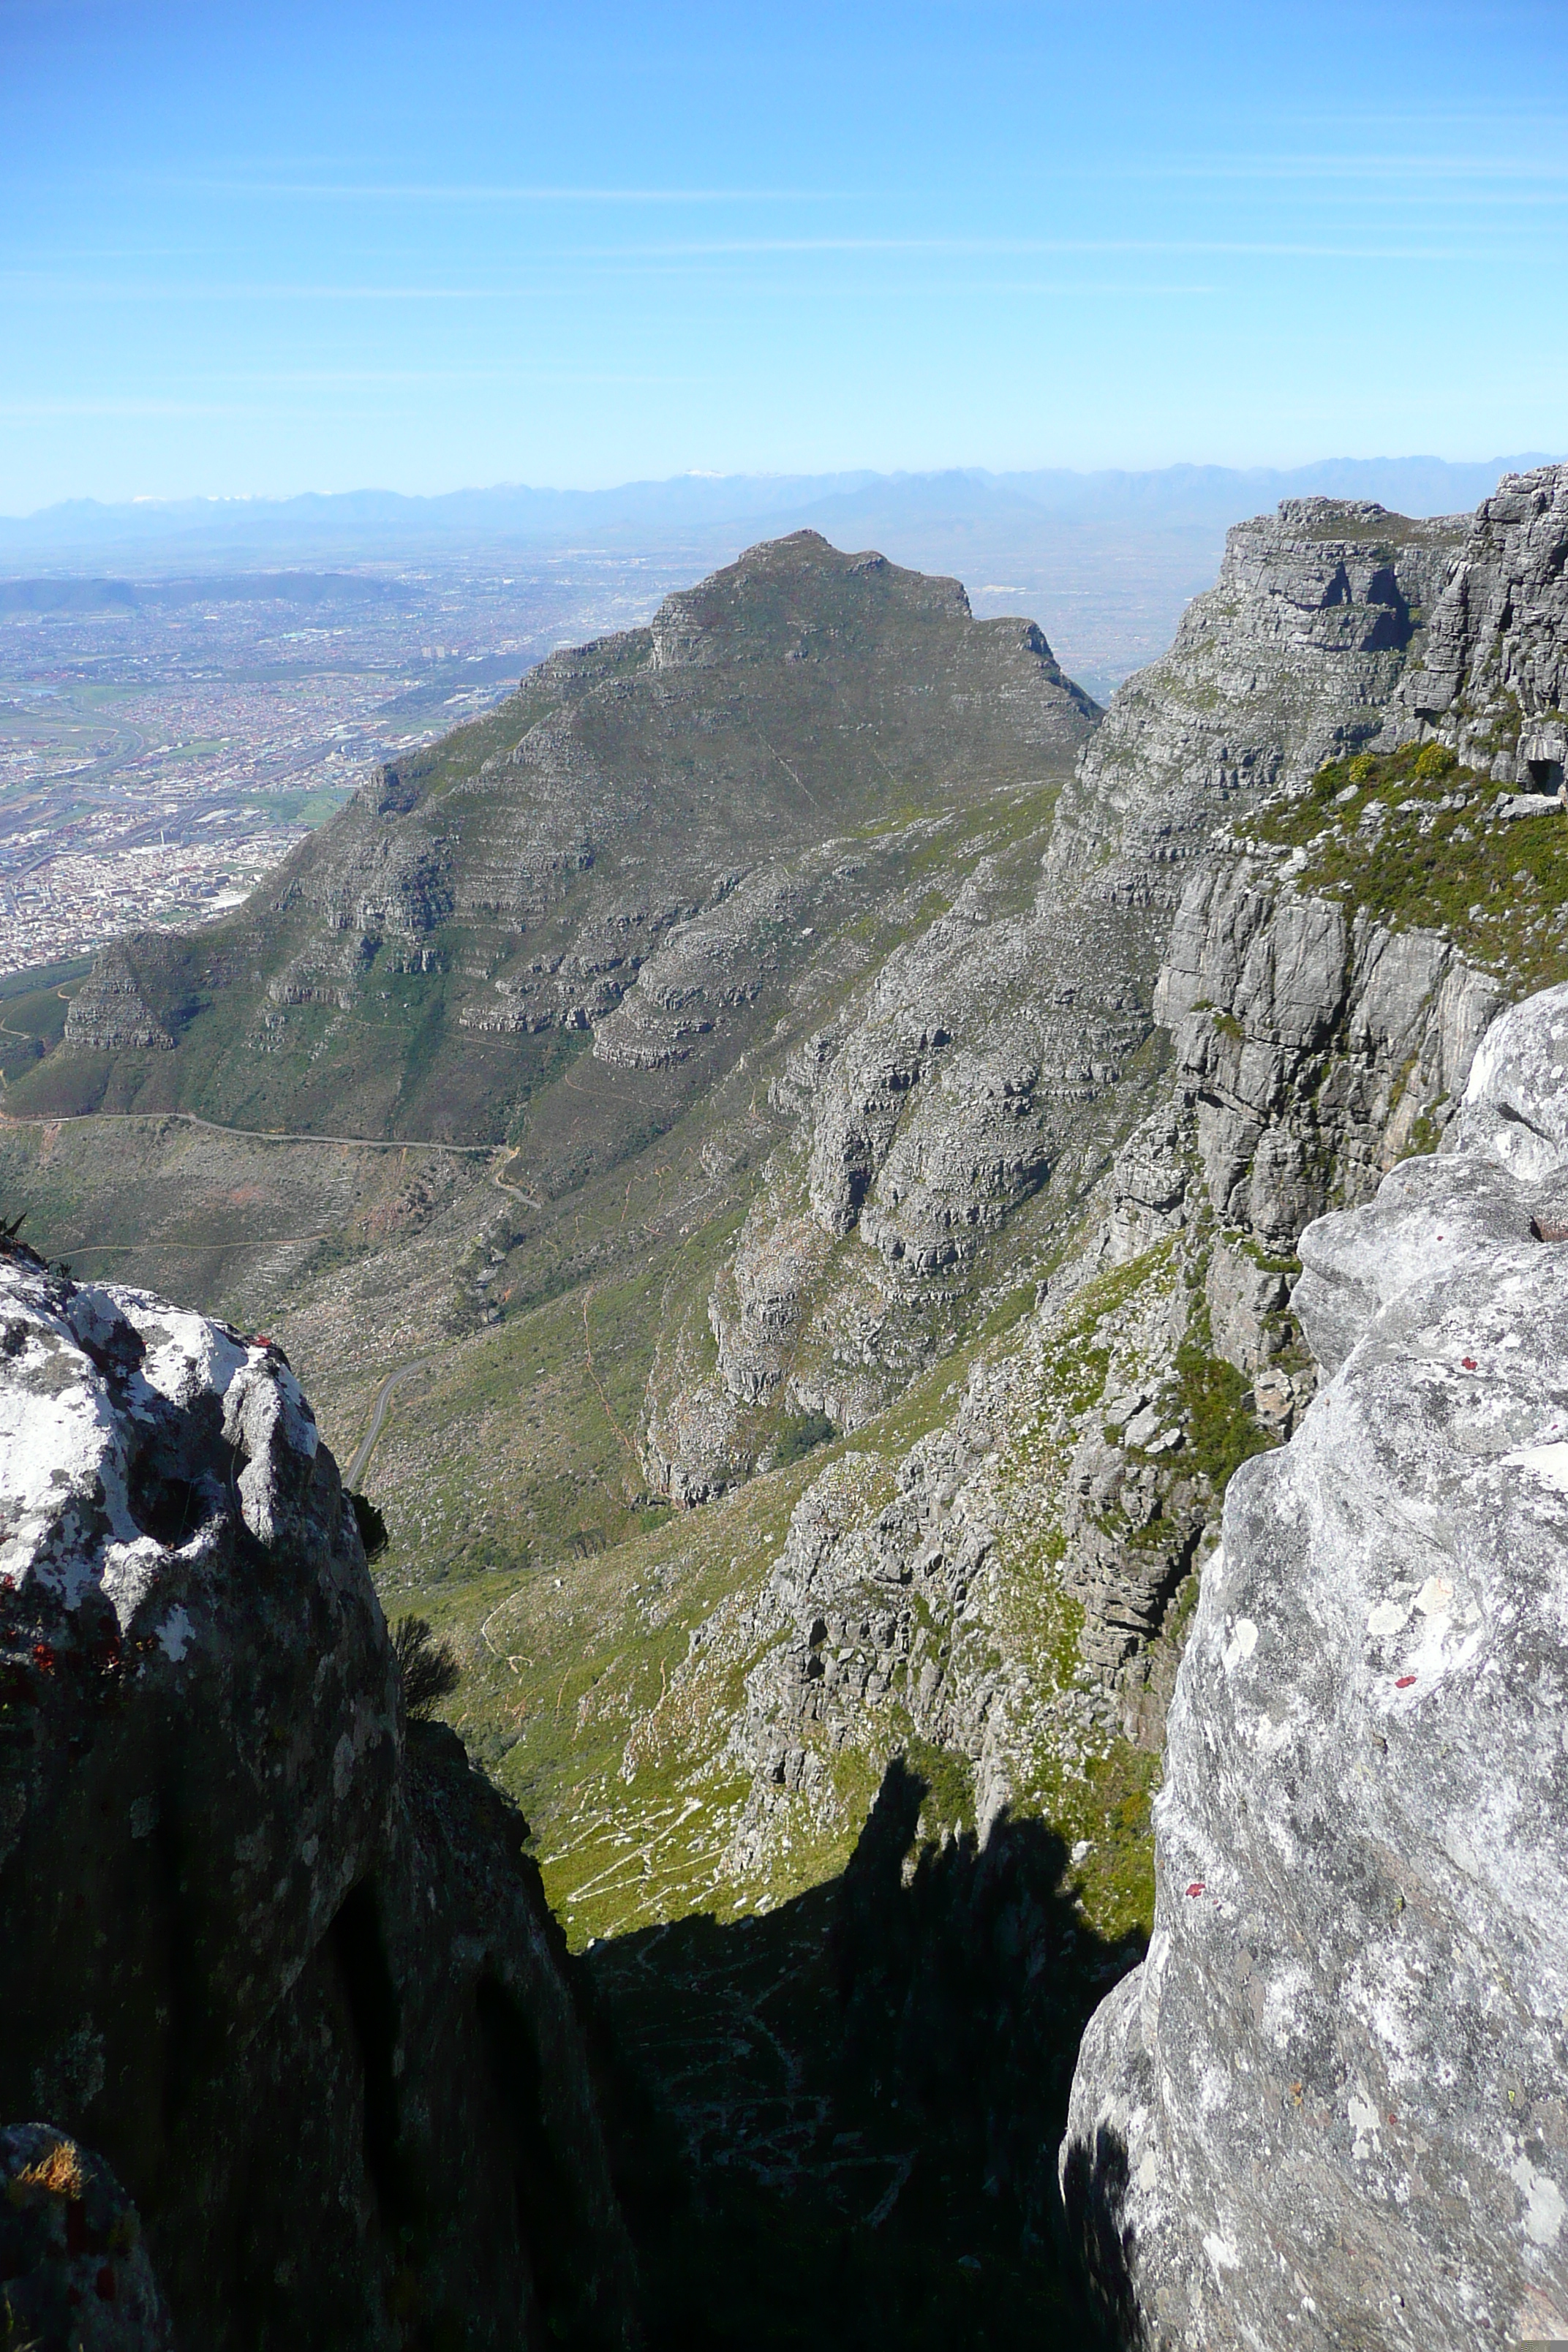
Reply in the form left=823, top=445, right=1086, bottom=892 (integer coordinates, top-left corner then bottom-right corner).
left=8, top=532, right=1096, bottom=1155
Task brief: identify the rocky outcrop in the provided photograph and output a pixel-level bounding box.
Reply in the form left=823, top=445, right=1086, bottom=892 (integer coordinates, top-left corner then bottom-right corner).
left=1045, top=499, right=1463, bottom=913
left=1158, top=843, right=1502, bottom=1251
left=0, top=1240, right=638, bottom=2350
left=1063, top=979, right=1568, bottom=2351
left=1396, top=461, right=1568, bottom=777
left=63, top=944, right=174, bottom=1053
left=0, top=2123, right=172, bottom=2350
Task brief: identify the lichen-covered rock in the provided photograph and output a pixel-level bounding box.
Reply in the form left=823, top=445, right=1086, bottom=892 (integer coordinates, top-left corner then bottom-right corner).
left=1062, top=979, right=1568, bottom=2350
left=0, top=1240, right=638, bottom=2351
left=0, top=2124, right=172, bottom=2350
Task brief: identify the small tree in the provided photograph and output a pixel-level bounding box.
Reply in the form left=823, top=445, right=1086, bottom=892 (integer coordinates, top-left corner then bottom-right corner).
left=391, top=1615, right=461, bottom=1721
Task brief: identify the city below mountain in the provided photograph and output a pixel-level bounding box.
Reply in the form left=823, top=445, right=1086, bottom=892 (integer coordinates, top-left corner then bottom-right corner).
left=4, top=466, right=1568, bottom=2349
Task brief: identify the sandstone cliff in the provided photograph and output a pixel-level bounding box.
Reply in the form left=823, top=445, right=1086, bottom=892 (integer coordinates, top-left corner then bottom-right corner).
left=0, top=1235, right=638, bottom=2349
left=641, top=497, right=1459, bottom=1507
left=1394, top=460, right=1568, bottom=781
left=1062, top=976, right=1568, bottom=2351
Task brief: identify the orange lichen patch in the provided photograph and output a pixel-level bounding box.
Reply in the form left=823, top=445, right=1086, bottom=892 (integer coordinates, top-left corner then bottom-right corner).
left=7, top=2138, right=88, bottom=2201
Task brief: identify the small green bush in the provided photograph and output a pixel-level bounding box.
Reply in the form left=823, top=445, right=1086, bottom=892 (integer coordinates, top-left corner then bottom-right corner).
left=773, top=1409, right=835, bottom=1466
left=350, top=1490, right=388, bottom=1561
left=1413, top=741, right=1458, bottom=780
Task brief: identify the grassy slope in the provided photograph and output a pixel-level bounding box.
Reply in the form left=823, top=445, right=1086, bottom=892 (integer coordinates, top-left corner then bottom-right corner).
left=1243, top=738, right=1568, bottom=994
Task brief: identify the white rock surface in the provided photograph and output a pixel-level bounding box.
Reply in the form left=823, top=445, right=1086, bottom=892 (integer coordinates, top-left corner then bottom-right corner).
left=1063, top=977, right=1568, bottom=2349
left=0, top=1255, right=319, bottom=1629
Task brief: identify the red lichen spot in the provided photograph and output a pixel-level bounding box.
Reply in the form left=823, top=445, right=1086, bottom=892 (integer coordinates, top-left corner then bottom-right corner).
left=1395, top=1674, right=1417, bottom=1689
left=96, top=2265, right=116, bottom=2302
left=31, top=1643, right=56, bottom=1676
left=1462, top=1357, right=1478, bottom=1371
left=1186, top=1882, right=1205, bottom=1898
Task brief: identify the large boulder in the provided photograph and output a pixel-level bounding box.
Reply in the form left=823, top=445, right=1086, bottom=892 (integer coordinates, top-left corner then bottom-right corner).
left=0, top=1240, right=638, bottom=2350
left=1062, top=979, right=1568, bottom=2348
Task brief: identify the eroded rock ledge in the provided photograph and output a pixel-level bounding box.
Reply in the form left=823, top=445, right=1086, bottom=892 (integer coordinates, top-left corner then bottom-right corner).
left=1062, top=979, right=1568, bottom=2350
left=0, top=1243, right=638, bottom=2350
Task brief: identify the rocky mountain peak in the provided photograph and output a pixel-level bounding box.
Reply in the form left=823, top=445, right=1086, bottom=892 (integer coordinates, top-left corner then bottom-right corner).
left=646, top=527, right=974, bottom=669
left=15, top=531, right=1097, bottom=1145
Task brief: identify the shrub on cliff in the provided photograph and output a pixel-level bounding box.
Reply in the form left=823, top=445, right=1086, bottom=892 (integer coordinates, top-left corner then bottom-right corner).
left=391, top=1613, right=461, bottom=1720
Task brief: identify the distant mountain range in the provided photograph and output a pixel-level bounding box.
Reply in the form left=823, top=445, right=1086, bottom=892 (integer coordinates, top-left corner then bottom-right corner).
left=6, top=457, right=1556, bottom=709
left=1, top=458, right=1553, bottom=570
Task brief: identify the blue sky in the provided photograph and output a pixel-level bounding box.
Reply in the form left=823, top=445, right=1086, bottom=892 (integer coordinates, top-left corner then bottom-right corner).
left=2, top=0, right=1565, bottom=508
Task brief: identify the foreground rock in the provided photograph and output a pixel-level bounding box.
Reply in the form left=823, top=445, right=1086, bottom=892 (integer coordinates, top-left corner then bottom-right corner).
left=0, top=1238, right=638, bottom=2350
left=0, top=2124, right=172, bottom=2351
left=1063, top=978, right=1568, bottom=2349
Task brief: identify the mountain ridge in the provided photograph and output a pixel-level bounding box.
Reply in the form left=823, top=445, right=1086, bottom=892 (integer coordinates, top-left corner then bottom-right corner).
left=5, top=467, right=1568, bottom=2345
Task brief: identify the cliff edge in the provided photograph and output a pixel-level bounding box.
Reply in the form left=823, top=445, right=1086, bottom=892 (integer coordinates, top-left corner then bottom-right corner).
left=0, top=1238, right=638, bottom=2349
left=1062, top=978, right=1568, bottom=2349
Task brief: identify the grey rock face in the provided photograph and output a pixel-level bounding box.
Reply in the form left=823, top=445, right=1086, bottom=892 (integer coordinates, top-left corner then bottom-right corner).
left=63, top=943, right=174, bottom=1052
left=0, top=1242, right=638, bottom=2350
left=1398, top=461, right=1568, bottom=778
left=645, top=502, right=1453, bottom=1504
left=1156, top=845, right=1501, bottom=1251
left=1046, top=498, right=1463, bottom=916
left=1063, top=978, right=1568, bottom=2350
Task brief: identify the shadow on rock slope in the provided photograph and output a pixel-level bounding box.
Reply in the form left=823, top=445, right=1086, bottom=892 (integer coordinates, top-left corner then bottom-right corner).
left=589, top=1754, right=1135, bottom=2352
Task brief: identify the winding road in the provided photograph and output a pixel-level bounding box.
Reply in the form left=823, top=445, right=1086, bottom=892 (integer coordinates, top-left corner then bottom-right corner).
left=346, top=1357, right=435, bottom=1489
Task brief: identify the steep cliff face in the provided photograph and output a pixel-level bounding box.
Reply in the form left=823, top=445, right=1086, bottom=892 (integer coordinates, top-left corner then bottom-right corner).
left=1395, top=461, right=1568, bottom=780
left=0, top=1238, right=638, bottom=2350
left=1062, top=980, right=1568, bottom=2351
left=1043, top=499, right=1463, bottom=911
left=1134, top=470, right=1568, bottom=1371
left=641, top=498, right=1460, bottom=1507
left=1158, top=846, right=1501, bottom=1248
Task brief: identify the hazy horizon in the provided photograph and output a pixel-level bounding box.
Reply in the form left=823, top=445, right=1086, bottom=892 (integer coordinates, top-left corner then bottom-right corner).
left=4, top=450, right=1558, bottom=529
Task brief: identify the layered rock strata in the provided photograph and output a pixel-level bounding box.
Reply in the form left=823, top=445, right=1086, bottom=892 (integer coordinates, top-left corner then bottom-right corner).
left=645, top=498, right=1460, bottom=1503
left=0, top=1238, right=638, bottom=2351
left=1395, top=461, right=1568, bottom=777
left=19, top=531, right=1098, bottom=1143
left=1158, top=846, right=1501, bottom=1251
left=1063, top=979, right=1568, bottom=2350
left=1044, top=499, right=1463, bottom=911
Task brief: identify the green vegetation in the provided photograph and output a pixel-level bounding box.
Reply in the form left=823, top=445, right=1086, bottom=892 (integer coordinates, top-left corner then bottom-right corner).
left=1175, top=1292, right=1273, bottom=1492
left=771, top=1408, right=835, bottom=1465
left=1245, top=739, right=1568, bottom=995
